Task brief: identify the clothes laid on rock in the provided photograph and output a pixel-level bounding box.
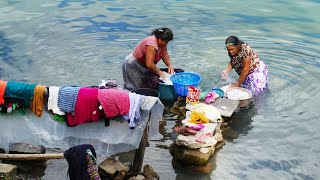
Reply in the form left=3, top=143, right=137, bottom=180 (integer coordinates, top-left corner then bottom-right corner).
left=97, top=88, right=130, bottom=119
left=171, top=98, right=222, bottom=149
left=66, top=88, right=99, bottom=127
left=174, top=125, right=197, bottom=136
left=4, top=81, right=37, bottom=107
left=0, top=80, right=164, bottom=133
left=189, top=111, right=209, bottom=124
left=31, top=85, right=46, bottom=117
left=64, top=144, right=100, bottom=180
left=0, top=80, right=7, bottom=105
left=188, top=103, right=222, bottom=123
left=123, top=92, right=146, bottom=128
left=195, top=132, right=213, bottom=143
left=48, top=86, right=66, bottom=115
left=58, top=86, right=81, bottom=115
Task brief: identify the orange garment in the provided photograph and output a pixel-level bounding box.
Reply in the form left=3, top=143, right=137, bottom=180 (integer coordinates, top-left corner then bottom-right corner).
left=31, top=85, right=46, bottom=117
left=0, top=80, right=7, bottom=105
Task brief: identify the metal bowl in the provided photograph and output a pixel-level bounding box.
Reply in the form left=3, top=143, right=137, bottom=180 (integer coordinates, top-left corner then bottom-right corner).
left=225, top=87, right=253, bottom=108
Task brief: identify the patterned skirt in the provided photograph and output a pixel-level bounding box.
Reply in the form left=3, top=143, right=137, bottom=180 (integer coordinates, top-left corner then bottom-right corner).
left=241, top=61, right=268, bottom=94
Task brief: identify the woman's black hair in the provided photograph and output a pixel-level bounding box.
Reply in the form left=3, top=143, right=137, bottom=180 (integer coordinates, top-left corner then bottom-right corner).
left=225, top=36, right=243, bottom=46
left=151, top=28, right=173, bottom=42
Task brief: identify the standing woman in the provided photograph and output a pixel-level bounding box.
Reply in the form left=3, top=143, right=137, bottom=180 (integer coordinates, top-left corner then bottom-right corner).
left=221, top=36, right=268, bottom=94
left=122, top=27, right=174, bottom=90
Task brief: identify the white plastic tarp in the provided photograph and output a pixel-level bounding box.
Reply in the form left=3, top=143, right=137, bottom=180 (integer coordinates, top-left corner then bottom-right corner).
left=0, top=96, right=164, bottom=156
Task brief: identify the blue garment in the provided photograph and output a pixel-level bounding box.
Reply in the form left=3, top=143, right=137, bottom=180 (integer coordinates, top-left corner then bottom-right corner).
left=4, top=81, right=37, bottom=107
left=57, top=86, right=80, bottom=114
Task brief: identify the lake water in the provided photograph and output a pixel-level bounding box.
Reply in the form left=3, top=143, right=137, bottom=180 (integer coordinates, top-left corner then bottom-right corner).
left=1, top=0, right=320, bottom=179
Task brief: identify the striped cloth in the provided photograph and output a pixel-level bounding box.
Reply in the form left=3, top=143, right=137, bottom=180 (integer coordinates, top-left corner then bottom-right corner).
left=86, top=154, right=101, bottom=180
left=57, top=86, right=80, bottom=115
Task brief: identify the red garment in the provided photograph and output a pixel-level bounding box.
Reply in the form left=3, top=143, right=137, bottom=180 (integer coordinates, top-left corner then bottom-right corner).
left=97, top=89, right=130, bottom=118
left=67, top=88, right=99, bottom=126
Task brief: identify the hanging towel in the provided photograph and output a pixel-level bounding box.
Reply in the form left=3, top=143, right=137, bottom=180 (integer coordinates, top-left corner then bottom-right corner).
left=48, top=86, right=65, bottom=115
left=4, top=81, right=37, bottom=107
left=67, top=88, right=99, bottom=127
left=31, top=85, right=46, bottom=117
left=0, top=80, right=7, bottom=105
left=97, top=89, right=130, bottom=118
left=57, top=86, right=80, bottom=115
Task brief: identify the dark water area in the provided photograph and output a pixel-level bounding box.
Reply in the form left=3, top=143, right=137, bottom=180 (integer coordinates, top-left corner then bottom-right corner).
left=1, top=0, right=320, bottom=179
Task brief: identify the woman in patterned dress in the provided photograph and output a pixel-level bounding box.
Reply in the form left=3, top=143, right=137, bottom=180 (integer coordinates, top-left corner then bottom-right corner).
left=221, top=36, right=268, bottom=94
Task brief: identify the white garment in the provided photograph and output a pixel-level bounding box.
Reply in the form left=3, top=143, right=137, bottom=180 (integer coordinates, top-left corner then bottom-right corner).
left=123, top=93, right=142, bottom=128
left=188, top=103, right=222, bottom=123
left=159, top=72, right=173, bottom=85
left=47, top=86, right=65, bottom=115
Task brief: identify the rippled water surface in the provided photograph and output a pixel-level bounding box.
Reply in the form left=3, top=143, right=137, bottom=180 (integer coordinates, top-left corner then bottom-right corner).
left=1, top=0, right=320, bottom=179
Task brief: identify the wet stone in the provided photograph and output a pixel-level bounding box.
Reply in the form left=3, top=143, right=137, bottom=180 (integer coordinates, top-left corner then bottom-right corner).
left=0, top=163, right=17, bottom=180
left=9, top=143, right=45, bottom=154
left=143, top=164, right=159, bottom=180
left=98, top=157, right=129, bottom=178
left=128, top=175, right=145, bottom=180
left=170, top=143, right=215, bottom=166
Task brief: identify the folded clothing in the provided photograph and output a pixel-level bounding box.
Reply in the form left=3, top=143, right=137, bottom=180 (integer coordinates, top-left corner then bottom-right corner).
left=174, top=125, right=197, bottom=136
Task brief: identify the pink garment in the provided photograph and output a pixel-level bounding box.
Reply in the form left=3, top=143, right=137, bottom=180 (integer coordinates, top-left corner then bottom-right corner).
left=204, top=91, right=219, bottom=104
left=195, top=133, right=213, bottom=143
left=189, top=124, right=205, bottom=131
left=67, top=88, right=99, bottom=126
left=132, top=35, right=167, bottom=65
left=97, top=89, right=130, bottom=118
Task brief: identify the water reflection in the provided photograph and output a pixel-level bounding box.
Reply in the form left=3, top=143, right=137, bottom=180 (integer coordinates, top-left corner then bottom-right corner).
left=173, top=158, right=213, bottom=180
left=58, top=0, right=97, bottom=8
left=248, top=159, right=316, bottom=180
left=0, top=32, right=15, bottom=65
left=59, top=15, right=147, bottom=35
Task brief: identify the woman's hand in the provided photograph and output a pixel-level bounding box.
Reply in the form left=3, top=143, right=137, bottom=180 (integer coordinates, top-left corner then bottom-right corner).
left=160, top=71, right=169, bottom=81
left=168, top=66, right=174, bottom=74
left=221, top=69, right=229, bottom=80
left=230, top=82, right=240, bottom=87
